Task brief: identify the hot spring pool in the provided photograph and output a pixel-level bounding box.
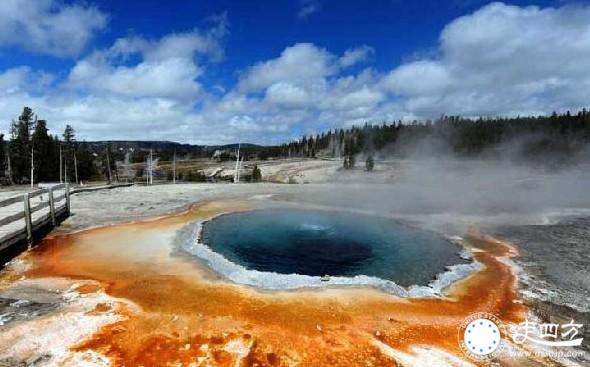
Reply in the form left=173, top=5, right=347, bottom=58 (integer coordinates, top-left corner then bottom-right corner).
left=196, top=208, right=470, bottom=288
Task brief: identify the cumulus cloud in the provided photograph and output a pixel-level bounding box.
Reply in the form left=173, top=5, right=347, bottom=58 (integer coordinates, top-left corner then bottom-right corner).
left=239, top=43, right=337, bottom=91
left=0, top=0, right=107, bottom=58
left=67, top=16, right=228, bottom=100
left=2, top=2, right=590, bottom=144
left=109, top=17, right=227, bottom=63
left=297, top=0, right=321, bottom=19
left=265, top=83, right=312, bottom=109
left=233, top=43, right=389, bottom=134
left=383, top=61, right=451, bottom=96
left=340, top=45, right=375, bottom=68
left=0, top=67, right=54, bottom=95
left=383, top=2, right=590, bottom=117
left=68, top=55, right=204, bottom=99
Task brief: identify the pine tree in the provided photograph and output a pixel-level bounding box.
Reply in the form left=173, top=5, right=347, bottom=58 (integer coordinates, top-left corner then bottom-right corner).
left=63, top=125, right=75, bottom=146
left=348, top=154, right=355, bottom=169
left=10, top=107, right=36, bottom=183
left=62, top=125, right=76, bottom=182
left=365, top=155, right=375, bottom=171
left=251, top=164, right=262, bottom=182
left=0, top=134, right=5, bottom=180
left=75, top=143, right=97, bottom=182
left=32, top=120, right=59, bottom=182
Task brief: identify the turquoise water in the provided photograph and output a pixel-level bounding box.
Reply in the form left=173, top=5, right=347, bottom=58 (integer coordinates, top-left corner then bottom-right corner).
left=200, top=208, right=468, bottom=287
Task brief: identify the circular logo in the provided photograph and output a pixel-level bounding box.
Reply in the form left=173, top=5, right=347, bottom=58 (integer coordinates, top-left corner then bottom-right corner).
left=464, top=318, right=501, bottom=355
left=458, top=312, right=504, bottom=360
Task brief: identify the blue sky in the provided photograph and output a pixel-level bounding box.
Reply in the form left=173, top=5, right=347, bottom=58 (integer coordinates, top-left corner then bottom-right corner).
left=0, top=0, right=588, bottom=144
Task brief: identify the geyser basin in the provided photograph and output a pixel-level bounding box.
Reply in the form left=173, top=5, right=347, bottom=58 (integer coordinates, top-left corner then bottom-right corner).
left=199, top=208, right=468, bottom=288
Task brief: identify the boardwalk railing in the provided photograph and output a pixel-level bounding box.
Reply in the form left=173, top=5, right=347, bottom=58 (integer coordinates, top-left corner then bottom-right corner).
left=0, top=184, right=70, bottom=252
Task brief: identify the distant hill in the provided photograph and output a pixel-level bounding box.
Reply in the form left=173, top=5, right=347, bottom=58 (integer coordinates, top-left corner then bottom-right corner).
left=80, top=141, right=260, bottom=161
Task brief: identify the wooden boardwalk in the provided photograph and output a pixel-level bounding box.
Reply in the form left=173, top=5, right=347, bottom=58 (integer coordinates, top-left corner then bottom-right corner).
left=70, top=182, right=133, bottom=194
left=0, top=183, right=70, bottom=253
left=0, top=182, right=138, bottom=257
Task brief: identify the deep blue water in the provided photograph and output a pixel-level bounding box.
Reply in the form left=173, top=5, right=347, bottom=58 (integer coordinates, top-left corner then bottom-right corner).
left=200, top=208, right=467, bottom=287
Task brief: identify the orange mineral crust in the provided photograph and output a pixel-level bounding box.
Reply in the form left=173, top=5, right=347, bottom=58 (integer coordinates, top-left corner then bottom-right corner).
left=24, top=201, right=526, bottom=366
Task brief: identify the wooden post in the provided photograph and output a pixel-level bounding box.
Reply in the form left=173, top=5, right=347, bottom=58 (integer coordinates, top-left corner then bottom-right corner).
left=65, top=183, right=71, bottom=214
left=23, top=193, right=33, bottom=248
left=48, top=187, right=56, bottom=226
left=74, top=152, right=79, bottom=185
left=30, top=147, right=34, bottom=189
left=106, top=146, right=112, bottom=184
left=6, top=154, right=12, bottom=185
left=59, top=144, right=63, bottom=183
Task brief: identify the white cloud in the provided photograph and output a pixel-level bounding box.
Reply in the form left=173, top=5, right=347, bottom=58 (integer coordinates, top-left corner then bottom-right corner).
left=232, top=43, right=389, bottom=133
left=0, top=67, right=53, bottom=95
left=332, top=86, right=383, bottom=111
left=67, top=18, right=228, bottom=100
left=3, top=3, right=590, bottom=144
left=265, top=82, right=311, bottom=109
left=109, top=16, right=227, bottom=63
left=384, top=2, right=590, bottom=117
left=0, top=40, right=409, bottom=143
left=383, top=60, right=451, bottom=96
left=340, top=45, right=374, bottom=68
left=0, top=0, right=107, bottom=58
left=298, top=0, right=321, bottom=19
left=68, top=53, right=204, bottom=99
left=239, top=43, right=337, bottom=91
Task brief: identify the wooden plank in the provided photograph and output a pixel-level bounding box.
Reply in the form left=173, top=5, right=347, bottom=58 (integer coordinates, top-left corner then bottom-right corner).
left=0, top=183, right=72, bottom=254
left=30, top=201, right=50, bottom=213
left=0, top=196, right=23, bottom=208
left=53, top=194, right=66, bottom=202
left=0, top=211, right=25, bottom=227
left=29, top=188, right=49, bottom=199
left=70, top=182, right=133, bottom=194
left=0, top=210, right=58, bottom=252
left=38, top=183, right=65, bottom=191
left=55, top=205, right=68, bottom=216
left=32, top=211, right=52, bottom=228
left=0, top=229, right=27, bottom=252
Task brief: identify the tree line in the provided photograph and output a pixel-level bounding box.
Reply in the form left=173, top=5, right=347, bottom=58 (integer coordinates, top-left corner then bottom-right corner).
left=248, top=109, right=590, bottom=167
left=4, top=106, right=589, bottom=185
left=0, top=107, right=101, bottom=185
